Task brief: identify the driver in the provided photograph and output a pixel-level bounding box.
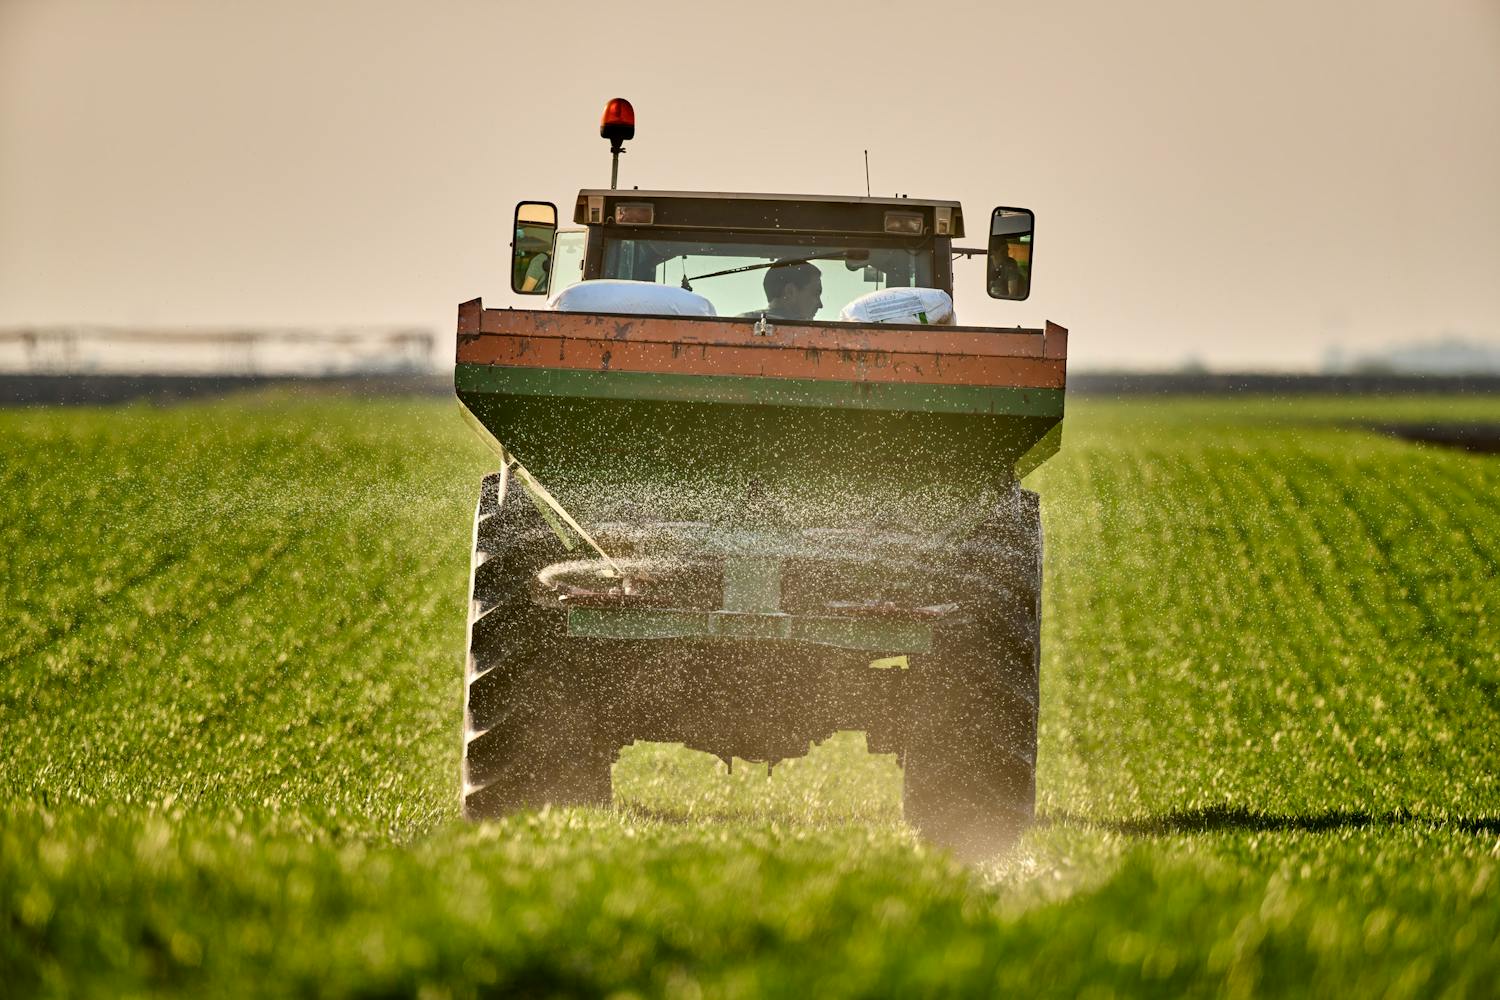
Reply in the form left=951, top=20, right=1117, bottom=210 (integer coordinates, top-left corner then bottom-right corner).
left=761, top=260, right=823, bottom=320
left=519, top=251, right=551, bottom=293
left=989, top=247, right=1025, bottom=298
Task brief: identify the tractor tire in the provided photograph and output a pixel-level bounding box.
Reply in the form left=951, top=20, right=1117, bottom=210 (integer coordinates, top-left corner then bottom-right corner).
left=903, top=486, right=1042, bottom=861
left=462, top=471, right=614, bottom=819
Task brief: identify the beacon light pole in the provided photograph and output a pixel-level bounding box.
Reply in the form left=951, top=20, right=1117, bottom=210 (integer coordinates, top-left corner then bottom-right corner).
left=600, top=98, right=635, bottom=190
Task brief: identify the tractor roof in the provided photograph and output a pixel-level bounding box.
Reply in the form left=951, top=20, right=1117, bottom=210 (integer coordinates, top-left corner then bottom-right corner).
left=573, top=190, right=965, bottom=238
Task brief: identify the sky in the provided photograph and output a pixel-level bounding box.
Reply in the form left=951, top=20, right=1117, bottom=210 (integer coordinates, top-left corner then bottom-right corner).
left=1, top=0, right=1497, bottom=371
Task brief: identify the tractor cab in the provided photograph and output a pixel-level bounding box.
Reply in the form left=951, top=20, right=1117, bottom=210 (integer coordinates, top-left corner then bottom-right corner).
left=512, top=191, right=1033, bottom=318
left=576, top=190, right=959, bottom=322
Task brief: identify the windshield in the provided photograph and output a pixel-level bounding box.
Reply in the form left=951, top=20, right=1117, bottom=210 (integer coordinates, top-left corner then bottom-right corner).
left=601, top=236, right=933, bottom=320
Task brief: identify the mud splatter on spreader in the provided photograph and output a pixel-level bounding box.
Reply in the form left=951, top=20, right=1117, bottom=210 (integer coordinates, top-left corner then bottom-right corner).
left=456, top=100, right=1067, bottom=860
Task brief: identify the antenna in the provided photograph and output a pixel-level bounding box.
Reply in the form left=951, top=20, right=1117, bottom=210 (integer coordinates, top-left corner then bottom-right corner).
left=864, top=150, right=871, bottom=197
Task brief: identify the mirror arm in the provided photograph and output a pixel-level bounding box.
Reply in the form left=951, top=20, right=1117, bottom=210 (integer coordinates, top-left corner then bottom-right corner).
left=951, top=246, right=989, bottom=258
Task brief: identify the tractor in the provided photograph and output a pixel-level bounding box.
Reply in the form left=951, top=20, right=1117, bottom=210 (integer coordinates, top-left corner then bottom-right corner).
left=455, top=99, right=1066, bottom=858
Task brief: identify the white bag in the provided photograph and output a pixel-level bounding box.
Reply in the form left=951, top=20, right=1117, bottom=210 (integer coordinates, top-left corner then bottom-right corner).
left=549, top=279, right=717, bottom=317
left=839, top=287, right=954, bottom=325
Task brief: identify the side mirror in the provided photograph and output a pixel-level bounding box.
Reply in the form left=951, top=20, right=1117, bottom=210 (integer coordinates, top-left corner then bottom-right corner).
left=511, top=201, right=558, bottom=295
left=986, top=207, right=1033, bottom=301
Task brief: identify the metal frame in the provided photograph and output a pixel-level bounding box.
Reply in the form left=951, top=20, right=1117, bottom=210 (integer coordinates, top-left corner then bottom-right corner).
left=565, top=606, right=933, bottom=653
left=575, top=188, right=964, bottom=210
left=563, top=554, right=934, bottom=653
left=456, top=364, right=1064, bottom=416
left=573, top=191, right=965, bottom=240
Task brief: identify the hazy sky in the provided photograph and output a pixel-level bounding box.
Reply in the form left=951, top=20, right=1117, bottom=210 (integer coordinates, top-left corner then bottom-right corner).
left=2, top=0, right=1497, bottom=369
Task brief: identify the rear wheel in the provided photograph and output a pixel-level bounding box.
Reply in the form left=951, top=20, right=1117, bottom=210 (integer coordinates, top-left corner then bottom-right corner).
left=903, top=486, right=1041, bottom=861
left=462, top=471, right=614, bottom=819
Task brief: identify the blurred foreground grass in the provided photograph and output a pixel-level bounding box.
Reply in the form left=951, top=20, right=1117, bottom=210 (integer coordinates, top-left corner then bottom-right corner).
left=1, top=392, right=1498, bottom=997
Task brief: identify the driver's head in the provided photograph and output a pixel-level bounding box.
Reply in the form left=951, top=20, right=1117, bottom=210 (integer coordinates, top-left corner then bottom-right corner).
left=763, top=261, right=823, bottom=320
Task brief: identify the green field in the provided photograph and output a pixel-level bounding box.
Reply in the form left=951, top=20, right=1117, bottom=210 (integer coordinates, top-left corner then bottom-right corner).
left=2, top=392, right=1498, bottom=997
